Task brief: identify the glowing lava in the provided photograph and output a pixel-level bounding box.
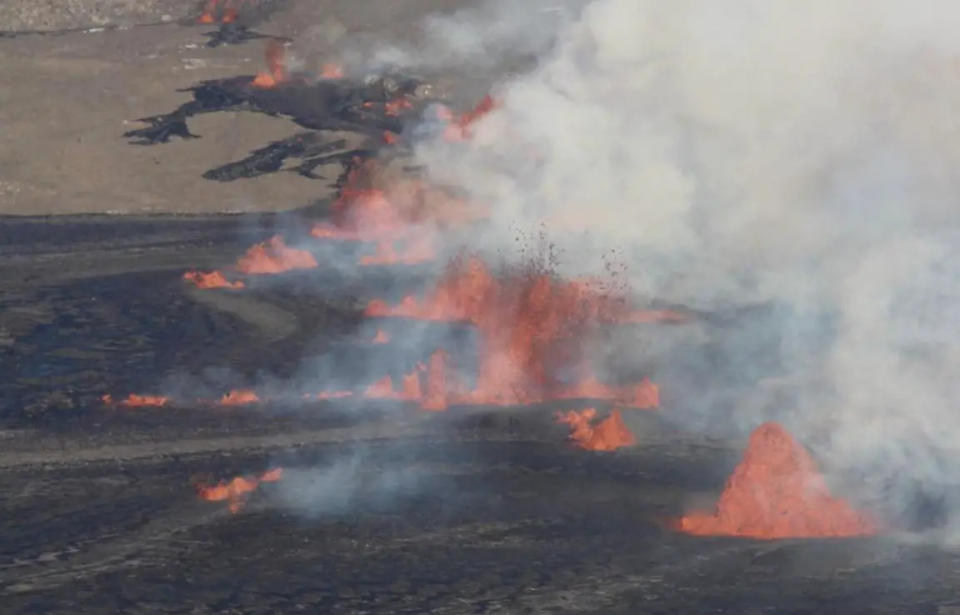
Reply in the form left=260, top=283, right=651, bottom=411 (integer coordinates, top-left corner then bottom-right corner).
left=676, top=422, right=879, bottom=539
left=420, top=349, right=451, bottom=411
left=251, top=40, right=288, bottom=88
left=441, top=95, right=498, bottom=141
left=556, top=408, right=635, bottom=451
left=366, top=257, right=674, bottom=407
left=234, top=235, right=317, bottom=274
left=196, top=467, right=284, bottom=514
left=320, top=63, right=344, bottom=79
left=183, top=270, right=245, bottom=290
left=309, top=160, right=482, bottom=243
left=363, top=365, right=424, bottom=401
left=102, top=394, right=169, bottom=408
left=219, top=389, right=261, bottom=406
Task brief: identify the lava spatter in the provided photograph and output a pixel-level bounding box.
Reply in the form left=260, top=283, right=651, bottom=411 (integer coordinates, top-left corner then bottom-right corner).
left=556, top=408, right=635, bottom=451
left=234, top=236, right=317, bottom=275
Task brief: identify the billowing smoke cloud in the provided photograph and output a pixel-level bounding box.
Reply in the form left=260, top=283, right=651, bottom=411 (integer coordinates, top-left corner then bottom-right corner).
left=410, top=1, right=960, bottom=530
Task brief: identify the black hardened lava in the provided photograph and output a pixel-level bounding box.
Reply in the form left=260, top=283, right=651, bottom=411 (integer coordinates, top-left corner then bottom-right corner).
left=123, top=74, right=428, bottom=145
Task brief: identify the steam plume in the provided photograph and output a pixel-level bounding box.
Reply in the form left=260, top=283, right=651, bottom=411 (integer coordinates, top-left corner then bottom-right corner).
left=410, top=0, right=960, bottom=530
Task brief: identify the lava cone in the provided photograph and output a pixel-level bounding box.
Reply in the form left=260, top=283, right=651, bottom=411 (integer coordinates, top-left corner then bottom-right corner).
left=676, top=422, right=878, bottom=539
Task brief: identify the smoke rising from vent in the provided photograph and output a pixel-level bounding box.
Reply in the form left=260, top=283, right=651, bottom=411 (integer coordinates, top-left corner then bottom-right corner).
left=408, top=0, right=960, bottom=531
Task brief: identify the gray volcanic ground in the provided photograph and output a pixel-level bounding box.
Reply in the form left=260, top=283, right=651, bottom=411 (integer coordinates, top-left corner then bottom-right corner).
left=3, top=2, right=960, bottom=614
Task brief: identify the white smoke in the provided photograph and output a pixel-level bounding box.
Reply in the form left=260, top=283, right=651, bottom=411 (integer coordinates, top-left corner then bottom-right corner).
left=410, top=0, right=960, bottom=528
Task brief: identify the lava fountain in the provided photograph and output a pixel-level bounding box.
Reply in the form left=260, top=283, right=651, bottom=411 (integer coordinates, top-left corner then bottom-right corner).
left=676, top=422, right=879, bottom=539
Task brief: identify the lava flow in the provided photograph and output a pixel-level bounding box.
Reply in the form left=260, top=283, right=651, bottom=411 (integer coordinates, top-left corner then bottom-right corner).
left=183, top=270, right=245, bottom=290
left=363, top=368, right=423, bottom=401
left=366, top=256, right=673, bottom=407
left=219, top=389, right=261, bottom=406
left=234, top=235, right=318, bottom=274
left=252, top=40, right=288, bottom=88
left=196, top=467, right=284, bottom=514
left=556, top=408, right=636, bottom=451
left=676, top=422, right=879, bottom=539
left=102, top=394, right=169, bottom=408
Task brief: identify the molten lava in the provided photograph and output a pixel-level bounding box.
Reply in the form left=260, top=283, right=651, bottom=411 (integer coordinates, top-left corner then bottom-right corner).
left=442, top=95, right=498, bottom=141
left=366, top=257, right=672, bottom=407
left=102, top=394, right=169, bottom=408
left=183, top=270, right=245, bottom=290
left=234, top=235, right=317, bottom=274
left=363, top=365, right=423, bottom=401
left=676, top=422, right=878, bottom=539
left=320, top=63, right=344, bottom=79
left=219, top=389, right=261, bottom=406
left=556, top=408, right=636, bottom=451
left=309, top=160, right=483, bottom=243
left=251, top=40, right=288, bottom=88
left=420, top=349, right=451, bottom=411
left=197, top=467, right=284, bottom=514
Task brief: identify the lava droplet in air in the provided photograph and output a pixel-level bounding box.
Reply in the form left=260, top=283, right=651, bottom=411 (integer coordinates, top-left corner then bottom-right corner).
left=197, top=467, right=284, bottom=514
left=676, top=422, right=879, bottom=539
left=234, top=235, right=318, bottom=275
left=183, top=270, right=245, bottom=289
left=556, top=408, right=636, bottom=451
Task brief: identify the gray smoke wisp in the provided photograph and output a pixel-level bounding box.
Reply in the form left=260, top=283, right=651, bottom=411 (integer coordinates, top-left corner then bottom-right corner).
left=408, top=0, right=960, bottom=531
left=274, top=454, right=429, bottom=518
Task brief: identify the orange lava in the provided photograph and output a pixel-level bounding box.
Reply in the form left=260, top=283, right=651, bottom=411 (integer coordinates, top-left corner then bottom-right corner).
left=102, top=394, right=169, bottom=408
left=676, top=422, right=879, bottom=539
left=197, top=0, right=217, bottom=23
left=234, top=235, right=318, bottom=274
left=183, top=270, right=246, bottom=290
left=219, top=389, right=261, bottom=406
left=372, top=329, right=391, bottom=344
left=443, top=95, right=498, bottom=141
left=309, top=160, right=483, bottom=243
left=421, top=349, right=450, bottom=411
left=385, top=97, right=413, bottom=116
left=198, top=0, right=241, bottom=25
left=556, top=408, right=636, bottom=451
left=366, top=257, right=673, bottom=406
left=197, top=467, right=284, bottom=514
left=320, top=63, right=344, bottom=79
left=251, top=40, right=288, bottom=88
left=363, top=366, right=423, bottom=401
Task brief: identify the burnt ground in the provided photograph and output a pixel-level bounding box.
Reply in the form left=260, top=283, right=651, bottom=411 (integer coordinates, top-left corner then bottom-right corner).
left=2, top=215, right=960, bottom=614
